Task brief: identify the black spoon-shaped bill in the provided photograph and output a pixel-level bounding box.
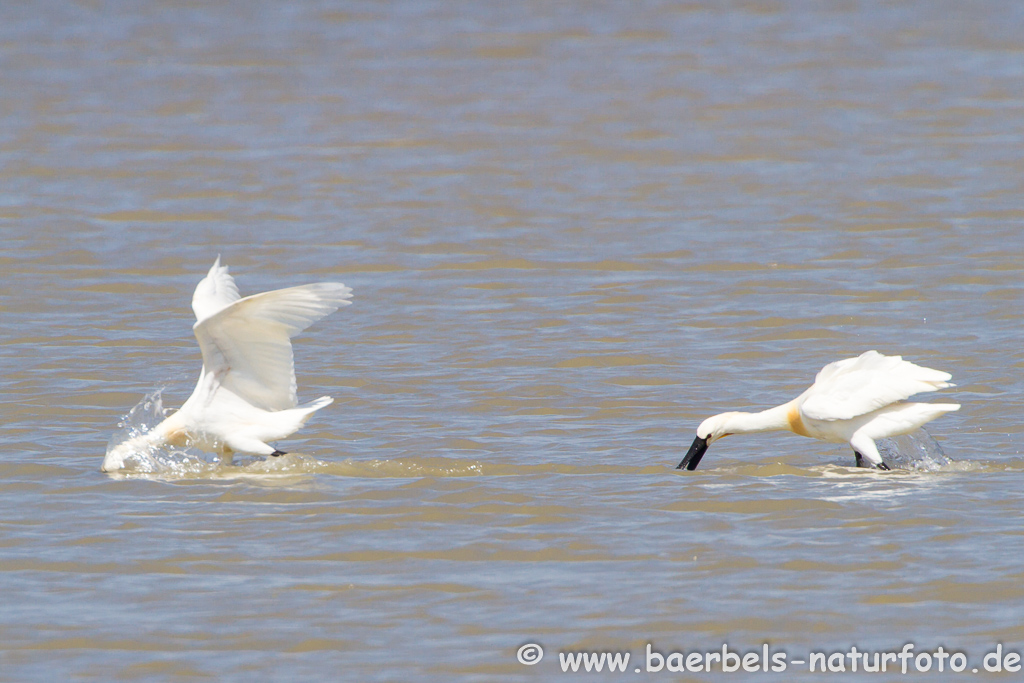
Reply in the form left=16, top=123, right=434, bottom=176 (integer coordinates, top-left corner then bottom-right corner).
left=676, top=435, right=709, bottom=471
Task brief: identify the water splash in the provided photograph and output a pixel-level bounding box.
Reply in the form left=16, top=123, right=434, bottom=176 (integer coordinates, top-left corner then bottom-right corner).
left=103, top=390, right=491, bottom=481
left=107, top=389, right=168, bottom=449
left=106, top=392, right=957, bottom=480
left=876, top=429, right=953, bottom=471
left=104, top=389, right=216, bottom=476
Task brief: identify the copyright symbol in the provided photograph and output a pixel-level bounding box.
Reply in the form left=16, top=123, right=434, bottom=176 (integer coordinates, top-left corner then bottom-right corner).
left=517, top=643, right=544, bottom=666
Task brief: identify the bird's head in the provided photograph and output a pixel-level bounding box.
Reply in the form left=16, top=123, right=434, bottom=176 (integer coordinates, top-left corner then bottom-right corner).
left=101, top=440, right=134, bottom=473
left=676, top=413, right=737, bottom=471
left=698, top=413, right=739, bottom=444
left=100, top=421, right=172, bottom=473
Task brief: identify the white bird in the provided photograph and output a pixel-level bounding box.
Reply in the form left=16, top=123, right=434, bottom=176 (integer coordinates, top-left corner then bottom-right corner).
left=676, top=351, right=960, bottom=471
left=102, top=257, right=352, bottom=472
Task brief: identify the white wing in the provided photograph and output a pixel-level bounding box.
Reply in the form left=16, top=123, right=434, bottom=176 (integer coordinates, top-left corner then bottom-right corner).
left=193, top=282, right=353, bottom=411
left=800, top=350, right=953, bottom=421
left=192, top=256, right=241, bottom=322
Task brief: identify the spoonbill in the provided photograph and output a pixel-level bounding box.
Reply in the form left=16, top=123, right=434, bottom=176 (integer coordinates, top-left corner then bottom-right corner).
left=102, top=257, right=352, bottom=472
left=676, top=351, right=960, bottom=471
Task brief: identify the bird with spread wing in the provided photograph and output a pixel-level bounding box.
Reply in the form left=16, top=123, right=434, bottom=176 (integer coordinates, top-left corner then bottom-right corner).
left=102, top=257, right=352, bottom=472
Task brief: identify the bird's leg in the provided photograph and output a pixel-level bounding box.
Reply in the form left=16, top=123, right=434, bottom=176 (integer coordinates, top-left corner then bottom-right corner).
left=271, top=449, right=287, bottom=457
left=850, top=434, right=892, bottom=471
left=854, top=450, right=890, bottom=471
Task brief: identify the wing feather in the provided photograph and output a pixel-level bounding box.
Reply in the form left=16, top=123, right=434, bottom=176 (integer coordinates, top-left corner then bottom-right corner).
left=194, top=282, right=353, bottom=410
left=800, top=351, right=953, bottom=421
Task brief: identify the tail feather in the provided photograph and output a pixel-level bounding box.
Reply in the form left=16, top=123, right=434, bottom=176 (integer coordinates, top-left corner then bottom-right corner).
left=297, top=396, right=333, bottom=424
left=898, top=402, right=961, bottom=424
left=301, top=396, right=334, bottom=412
left=861, top=402, right=960, bottom=441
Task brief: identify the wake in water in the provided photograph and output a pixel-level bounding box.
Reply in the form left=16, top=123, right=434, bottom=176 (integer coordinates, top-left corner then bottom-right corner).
left=681, top=428, right=971, bottom=478
left=104, top=390, right=488, bottom=480
left=107, top=394, right=962, bottom=480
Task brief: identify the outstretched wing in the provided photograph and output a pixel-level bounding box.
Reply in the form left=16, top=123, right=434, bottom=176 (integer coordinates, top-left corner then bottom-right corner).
left=192, top=256, right=241, bottom=322
left=800, top=350, right=953, bottom=421
left=194, top=282, right=353, bottom=410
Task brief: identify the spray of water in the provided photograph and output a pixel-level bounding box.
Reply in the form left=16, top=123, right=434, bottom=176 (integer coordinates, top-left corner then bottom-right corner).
left=876, top=429, right=953, bottom=471
left=104, top=389, right=217, bottom=476
left=103, top=390, right=488, bottom=480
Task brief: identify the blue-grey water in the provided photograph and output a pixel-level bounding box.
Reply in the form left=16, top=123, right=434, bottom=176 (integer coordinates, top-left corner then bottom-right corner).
left=1, top=1, right=1023, bottom=681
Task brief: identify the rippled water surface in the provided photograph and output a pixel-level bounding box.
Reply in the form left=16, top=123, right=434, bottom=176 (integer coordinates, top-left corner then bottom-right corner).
left=2, top=1, right=1024, bottom=681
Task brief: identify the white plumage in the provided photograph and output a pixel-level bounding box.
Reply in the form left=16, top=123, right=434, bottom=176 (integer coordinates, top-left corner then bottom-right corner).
left=677, top=351, right=960, bottom=471
left=102, top=257, right=352, bottom=472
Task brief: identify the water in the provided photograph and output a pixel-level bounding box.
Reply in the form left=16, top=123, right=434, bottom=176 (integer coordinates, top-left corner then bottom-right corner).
left=2, top=1, right=1024, bottom=680
left=876, top=430, right=954, bottom=471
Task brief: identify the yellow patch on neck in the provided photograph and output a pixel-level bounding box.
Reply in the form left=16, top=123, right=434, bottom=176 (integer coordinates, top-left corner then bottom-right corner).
left=164, top=427, right=189, bottom=447
left=787, top=404, right=809, bottom=436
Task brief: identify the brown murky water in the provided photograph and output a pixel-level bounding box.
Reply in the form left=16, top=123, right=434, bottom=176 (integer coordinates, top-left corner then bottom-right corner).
left=2, top=1, right=1024, bottom=681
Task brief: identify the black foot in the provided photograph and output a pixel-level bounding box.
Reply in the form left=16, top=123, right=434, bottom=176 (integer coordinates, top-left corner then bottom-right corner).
left=270, top=450, right=287, bottom=457
left=854, top=450, right=890, bottom=470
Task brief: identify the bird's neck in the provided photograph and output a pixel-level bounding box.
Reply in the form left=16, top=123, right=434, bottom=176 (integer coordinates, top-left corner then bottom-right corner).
left=718, top=401, right=802, bottom=435
left=153, top=410, right=190, bottom=447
